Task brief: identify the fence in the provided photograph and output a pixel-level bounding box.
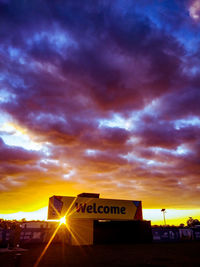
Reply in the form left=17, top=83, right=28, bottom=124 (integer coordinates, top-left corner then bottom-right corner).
left=152, top=227, right=200, bottom=242
left=0, top=225, right=67, bottom=247
left=1, top=227, right=200, bottom=246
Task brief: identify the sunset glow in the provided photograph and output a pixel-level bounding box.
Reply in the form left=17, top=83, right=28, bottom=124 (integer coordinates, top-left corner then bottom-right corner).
left=0, top=207, right=200, bottom=226
left=0, top=0, right=200, bottom=225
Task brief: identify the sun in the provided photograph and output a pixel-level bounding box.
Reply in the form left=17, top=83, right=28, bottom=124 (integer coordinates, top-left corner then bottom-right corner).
left=59, top=216, right=66, bottom=225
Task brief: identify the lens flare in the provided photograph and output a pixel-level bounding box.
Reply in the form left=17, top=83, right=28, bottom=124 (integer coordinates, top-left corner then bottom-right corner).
left=60, top=216, right=66, bottom=225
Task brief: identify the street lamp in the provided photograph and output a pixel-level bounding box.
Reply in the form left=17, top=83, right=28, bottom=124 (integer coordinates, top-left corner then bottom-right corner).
left=161, top=208, right=166, bottom=226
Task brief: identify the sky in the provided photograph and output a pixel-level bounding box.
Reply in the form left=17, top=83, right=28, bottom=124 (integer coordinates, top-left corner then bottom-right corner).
left=0, top=0, right=200, bottom=225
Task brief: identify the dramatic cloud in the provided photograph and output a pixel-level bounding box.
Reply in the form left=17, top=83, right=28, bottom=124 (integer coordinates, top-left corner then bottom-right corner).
left=189, top=0, right=200, bottom=20
left=0, top=0, right=200, bottom=213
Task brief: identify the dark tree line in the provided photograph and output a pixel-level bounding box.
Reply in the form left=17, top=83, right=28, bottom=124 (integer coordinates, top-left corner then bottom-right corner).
left=187, top=217, right=200, bottom=227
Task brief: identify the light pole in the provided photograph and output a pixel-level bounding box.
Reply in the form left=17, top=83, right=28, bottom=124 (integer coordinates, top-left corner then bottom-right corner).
left=161, top=208, right=166, bottom=226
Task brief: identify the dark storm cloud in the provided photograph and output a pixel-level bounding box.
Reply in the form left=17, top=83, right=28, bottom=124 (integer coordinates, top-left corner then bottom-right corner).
left=0, top=0, right=185, bottom=114
left=133, top=114, right=200, bottom=149
left=0, top=137, right=42, bottom=192
left=0, top=0, right=200, bottom=209
left=0, top=138, right=40, bottom=164
left=80, top=127, right=130, bottom=150
left=0, top=0, right=186, bottom=147
left=158, top=87, right=200, bottom=119
left=0, top=137, right=76, bottom=194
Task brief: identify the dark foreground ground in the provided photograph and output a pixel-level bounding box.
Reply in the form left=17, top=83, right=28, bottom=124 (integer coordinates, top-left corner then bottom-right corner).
left=1, top=242, right=200, bottom=267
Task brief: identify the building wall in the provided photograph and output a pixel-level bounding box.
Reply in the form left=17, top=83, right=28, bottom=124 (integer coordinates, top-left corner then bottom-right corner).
left=93, top=220, right=152, bottom=244
left=67, top=219, right=93, bottom=246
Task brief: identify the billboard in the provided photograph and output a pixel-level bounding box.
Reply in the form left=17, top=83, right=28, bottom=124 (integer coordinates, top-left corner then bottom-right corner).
left=48, top=195, right=142, bottom=221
